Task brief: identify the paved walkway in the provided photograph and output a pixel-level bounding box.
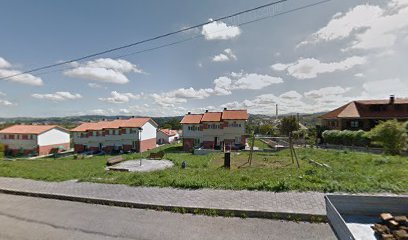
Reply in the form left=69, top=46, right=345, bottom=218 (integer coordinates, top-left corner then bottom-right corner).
left=0, top=177, right=326, bottom=219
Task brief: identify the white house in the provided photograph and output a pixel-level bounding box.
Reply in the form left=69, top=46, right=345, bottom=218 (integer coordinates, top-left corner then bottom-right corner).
left=157, top=129, right=180, bottom=144
left=180, top=108, right=248, bottom=151
left=0, top=125, right=70, bottom=156
left=71, top=117, right=158, bottom=153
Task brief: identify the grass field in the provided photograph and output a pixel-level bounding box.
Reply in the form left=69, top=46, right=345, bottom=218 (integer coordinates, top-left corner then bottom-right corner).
left=0, top=143, right=407, bottom=193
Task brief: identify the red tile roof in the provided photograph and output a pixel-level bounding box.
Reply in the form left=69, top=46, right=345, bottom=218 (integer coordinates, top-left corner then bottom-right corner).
left=222, top=110, right=249, bottom=120
left=180, top=114, right=203, bottom=124
left=201, top=112, right=222, bottom=122
left=180, top=109, right=248, bottom=124
left=320, top=98, right=408, bottom=119
left=71, top=118, right=155, bottom=132
left=159, top=129, right=178, bottom=136
left=0, top=125, right=65, bottom=134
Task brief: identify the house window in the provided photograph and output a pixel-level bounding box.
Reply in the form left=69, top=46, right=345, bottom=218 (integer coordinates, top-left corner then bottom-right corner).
left=350, top=120, right=359, bottom=128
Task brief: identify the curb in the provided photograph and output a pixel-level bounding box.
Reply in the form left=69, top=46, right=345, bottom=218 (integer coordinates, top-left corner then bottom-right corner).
left=0, top=188, right=327, bottom=223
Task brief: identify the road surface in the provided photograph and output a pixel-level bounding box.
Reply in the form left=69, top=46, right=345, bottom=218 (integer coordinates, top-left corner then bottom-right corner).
left=0, top=193, right=336, bottom=240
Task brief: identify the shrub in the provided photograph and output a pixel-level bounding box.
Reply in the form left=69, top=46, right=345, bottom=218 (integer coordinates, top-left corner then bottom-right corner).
left=366, top=120, right=407, bottom=155
left=322, top=130, right=370, bottom=146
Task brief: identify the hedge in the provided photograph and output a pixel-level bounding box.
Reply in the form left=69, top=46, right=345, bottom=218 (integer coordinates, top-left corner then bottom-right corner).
left=322, top=130, right=370, bottom=147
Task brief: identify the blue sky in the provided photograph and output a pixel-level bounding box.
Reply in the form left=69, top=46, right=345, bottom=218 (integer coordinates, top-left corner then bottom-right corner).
left=1, top=0, right=407, bottom=117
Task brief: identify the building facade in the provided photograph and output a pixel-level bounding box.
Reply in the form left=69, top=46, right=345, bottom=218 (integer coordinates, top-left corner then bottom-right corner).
left=0, top=125, right=70, bottom=156
left=157, top=129, right=180, bottom=144
left=319, top=96, right=408, bottom=131
left=71, top=118, right=157, bottom=153
left=180, top=109, right=248, bottom=151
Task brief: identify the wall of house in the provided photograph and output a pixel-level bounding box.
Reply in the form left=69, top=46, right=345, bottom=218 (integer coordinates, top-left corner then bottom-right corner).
left=72, top=128, right=141, bottom=150
left=157, top=131, right=180, bottom=144
left=38, top=143, right=71, bottom=156
left=140, top=121, right=157, bottom=140
left=0, top=134, right=38, bottom=150
left=181, top=120, right=247, bottom=151
left=38, top=129, right=70, bottom=146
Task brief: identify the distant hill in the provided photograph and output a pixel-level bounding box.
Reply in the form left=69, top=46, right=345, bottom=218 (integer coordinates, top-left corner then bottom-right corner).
left=0, top=112, right=326, bottom=130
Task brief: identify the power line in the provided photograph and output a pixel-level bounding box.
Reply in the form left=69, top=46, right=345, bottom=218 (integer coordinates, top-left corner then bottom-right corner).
left=17, top=0, right=332, bottom=79
left=0, top=0, right=289, bottom=81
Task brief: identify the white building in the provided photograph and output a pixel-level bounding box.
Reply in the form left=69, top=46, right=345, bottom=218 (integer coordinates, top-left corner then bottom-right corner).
left=180, top=109, right=248, bottom=151
left=71, top=117, right=158, bottom=153
left=0, top=125, right=70, bottom=156
left=157, top=129, right=180, bottom=144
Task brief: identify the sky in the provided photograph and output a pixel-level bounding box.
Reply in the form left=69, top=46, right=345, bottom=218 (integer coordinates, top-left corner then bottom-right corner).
left=0, top=0, right=408, bottom=118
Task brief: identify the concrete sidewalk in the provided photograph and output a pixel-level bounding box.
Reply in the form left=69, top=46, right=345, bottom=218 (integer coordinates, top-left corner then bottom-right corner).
left=0, top=177, right=326, bottom=221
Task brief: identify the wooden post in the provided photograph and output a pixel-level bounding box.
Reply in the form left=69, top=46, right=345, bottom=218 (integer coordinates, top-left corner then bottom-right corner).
left=248, top=131, right=255, bottom=166
left=289, top=133, right=294, bottom=164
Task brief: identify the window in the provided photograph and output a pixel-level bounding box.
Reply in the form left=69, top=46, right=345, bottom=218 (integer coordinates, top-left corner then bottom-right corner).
left=350, top=120, right=359, bottom=128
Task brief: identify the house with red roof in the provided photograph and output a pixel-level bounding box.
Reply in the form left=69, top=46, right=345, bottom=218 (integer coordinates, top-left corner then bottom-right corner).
left=180, top=108, right=249, bottom=151
left=71, top=117, right=158, bottom=153
left=0, top=125, right=70, bottom=156
left=157, top=129, right=180, bottom=145
left=319, top=95, right=408, bottom=131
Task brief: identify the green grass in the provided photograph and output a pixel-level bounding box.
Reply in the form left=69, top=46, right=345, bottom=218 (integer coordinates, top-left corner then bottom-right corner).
left=0, top=143, right=407, bottom=193
left=250, top=139, right=272, bottom=149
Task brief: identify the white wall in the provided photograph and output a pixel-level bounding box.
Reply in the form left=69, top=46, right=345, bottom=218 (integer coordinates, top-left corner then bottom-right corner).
left=38, top=129, right=70, bottom=146
left=141, top=121, right=157, bottom=140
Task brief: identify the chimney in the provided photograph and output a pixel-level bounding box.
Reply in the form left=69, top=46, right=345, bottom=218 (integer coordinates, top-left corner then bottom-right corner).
left=389, top=95, right=395, bottom=104
left=188, top=112, right=191, bottom=115
left=205, top=110, right=209, bottom=113
left=223, top=107, right=227, bottom=111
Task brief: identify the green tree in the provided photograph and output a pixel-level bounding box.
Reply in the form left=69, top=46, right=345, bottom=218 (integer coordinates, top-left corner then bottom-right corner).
left=258, top=124, right=276, bottom=135
left=279, top=116, right=299, bottom=136
left=366, top=119, right=407, bottom=155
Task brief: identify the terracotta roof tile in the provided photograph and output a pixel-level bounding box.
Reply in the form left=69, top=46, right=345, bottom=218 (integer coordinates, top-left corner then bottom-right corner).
left=159, top=129, right=178, bottom=136
left=0, top=125, right=64, bottom=134
left=320, top=98, right=408, bottom=119
left=222, top=110, right=249, bottom=120
left=201, top=112, right=222, bottom=122
left=71, top=118, right=153, bottom=132
left=180, top=114, right=203, bottom=124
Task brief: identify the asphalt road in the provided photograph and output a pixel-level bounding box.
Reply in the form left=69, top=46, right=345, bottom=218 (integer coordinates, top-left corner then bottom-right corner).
left=0, top=193, right=336, bottom=240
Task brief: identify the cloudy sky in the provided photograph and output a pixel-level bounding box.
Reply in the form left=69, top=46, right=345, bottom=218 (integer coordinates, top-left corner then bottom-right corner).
left=1, top=0, right=407, bottom=117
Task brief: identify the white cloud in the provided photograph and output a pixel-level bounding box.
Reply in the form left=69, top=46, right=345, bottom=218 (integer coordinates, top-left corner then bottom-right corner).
left=32, top=92, right=82, bottom=101
left=277, top=56, right=367, bottom=79
left=361, top=78, right=408, bottom=98
left=280, top=90, right=302, bottom=100
left=0, top=57, right=43, bottom=86
left=212, top=48, right=237, bottom=62
left=304, top=86, right=351, bottom=99
left=89, top=109, right=115, bottom=115
left=88, top=83, right=105, bottom=89
left=0, top=57, right=12, bottom=68
left=0, top=99, right=13, bottom=106
left=64, top=58, right=143, bottom=84
left=299, top=2, right=408, bottom=50
left=214, top=72, right=283, bottom=95
left=271, top=63, right=291, bottom=71
left=98, top=91, right=142, bottom=104
left=151, top=87, right=214, bottom=107
left=202, top=20, right=241, bottom=40
left=354, top=73, right=365, bottom=78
